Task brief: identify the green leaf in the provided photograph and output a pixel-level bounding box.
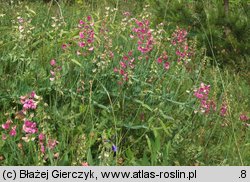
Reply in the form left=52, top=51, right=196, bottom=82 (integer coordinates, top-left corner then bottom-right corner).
left=122, top=124, right=148, bottom=130
left=87, top=148, right=93, bottom=165
left=159, top=109, right=174, bottom=120
left=134, top=99, right=153, bottom=111
left=70, top=59, right=83, bottom=68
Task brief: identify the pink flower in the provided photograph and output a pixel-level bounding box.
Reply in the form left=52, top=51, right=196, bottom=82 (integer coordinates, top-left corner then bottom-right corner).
left=2, top=119, right=12, bottom=130
left=50, top=59, right=56, bottom=66
left=79, top=32, right=84, bottom=39
left=30, top=91, right=37, bottom=99
left=62, top=44, right=68, bottom=50
left=240, top=114, right=249, bottom=121
left=50, top=70, right=55, bottom=76
left=87, top=16, right=91, bottom=21
left=23, top=99, right=37, bottom=110
left=78, top=42, right=86, bottom=47
left=157, top=57, right=163, bottom=64
left=20, top=96, right=27, bottom=104
left=120, top=69, right=125, bottom=75
left=39, top=133, right=45, bottom=141
left=40, top=143, right=45, bottom=154
left=123, top=56, right=128, bottom=61
left=109, top=52, right=114, bottom=58
left=9, top=126, right=17, bottom=136
left=120, top=62, right=127, bottom=69
left=2, top=134, right=7, bottom=140
left=123, top=12, right=131, bottom=16
left=194, top=91, right=204, bottom=99
left=81, top=162, right=89, bottom=166
left=220, top=103, right=227, bottom=116
left=79, top=20, right=85, bottom=25
left=88, top=47, right=94, bottom=51
left=164, top=62, right=170, bottom=70
left=48, top=139, right=59, bottom=150
left=23, top=120, right=38, bottom=134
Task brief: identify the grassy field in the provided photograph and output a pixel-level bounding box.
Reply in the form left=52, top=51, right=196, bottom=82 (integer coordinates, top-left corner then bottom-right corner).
left=0, top=0, right=249, bottom=166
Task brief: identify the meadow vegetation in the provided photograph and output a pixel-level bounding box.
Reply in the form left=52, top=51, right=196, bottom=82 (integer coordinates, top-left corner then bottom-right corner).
left=0, top=0, right=249, bottom=166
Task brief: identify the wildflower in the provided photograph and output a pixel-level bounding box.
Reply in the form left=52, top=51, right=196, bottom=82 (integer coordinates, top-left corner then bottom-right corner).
left=123, top=12, right=131, bottom=16
left=40, top=143, right=45, bottom=154
left=164, top=62, right=170, bottom=70
left=132, top=19, right=154, bottom=54
left=23, top=99, right=37, bottom=110
left=194, top=83, right=210, bottom=100
left=2, top=134, right=7, bottom=140
left=20, top=96, right=27, bottom=104
left=157, top=57, right=163, bottom=64
left=50, top=59, right=56, bottom=66
left=87, top=16, right=91, bottom=21
left=78, top=42, right=86, bottom=47
left=9, top=126, right=17, bottom=136
left=2, top=119, right=12, bottom=130
left=112, top=144, right=117, bottom=152
left=23, top=120, right=38, bottom=134
left=17, top=17, right=24, bottom=23
left=240, top=114, right=249, bottom=121
left=39, top=133, right=45, bottom=141
left=30, top=91, right=38, bottom=99
left=22, top=134, right=35, bottom=142
left=220, top=103, right=227, bottom=116
left=120, top=62, right=126, bottom=69
left=50, top=70, right=55, bottom=76
left=62, top=44, right=68, bottom=50
left=81, top=162, right=89, bottom=166
left=79, top=20, right=85, bottom=25
left=79, top=32, right=85, bottom=39
left=48, top=139, right=59, bottom=150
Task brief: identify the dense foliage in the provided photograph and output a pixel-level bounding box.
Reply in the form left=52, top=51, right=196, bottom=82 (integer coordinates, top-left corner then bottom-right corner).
left=0, top=0, right=249, bottom=166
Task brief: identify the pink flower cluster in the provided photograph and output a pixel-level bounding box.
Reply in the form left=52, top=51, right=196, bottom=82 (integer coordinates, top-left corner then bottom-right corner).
left=2, top=119, right=17, bottom=139
left=114, top=50, right=135, bottom=82
left=1, top=91, right=59, bottom=156
left=23, top=120, right=38, bottom=134
left=20, top=91, right=38, bottom=111
left=194, top=83, right=216, bottom=114
left=39, top=133, right=46, bottom=153
left=38, top=133, right=58, bottom=154
left=49, top=59, right=62, bottom=81
left=194, top=83, right=230, bottom=117
left=131, top=19, right=154, bottom=54
left=156, top=51, right=170, bottom=70
left=171, top=27, right=191, bottom=63
left=76, top=16, right=95, bottom=54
